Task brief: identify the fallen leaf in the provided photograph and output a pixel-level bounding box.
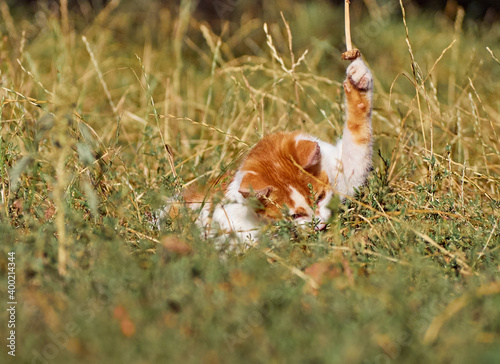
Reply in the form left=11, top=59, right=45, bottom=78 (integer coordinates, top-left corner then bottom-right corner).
left=161, top=236, right=192, bottom=255
left=342, top=258, right=355, bottom=286
left=230, top=270, right=251, bottom=287
left=113, top=305, right=128, bottom=320
left=120, top=318, right=135, bottom=337
left=44, top=204, right=56, bottom=221
left=12, top=199, right=23, bottom=213
left=304, top=261, right=341, bottom=287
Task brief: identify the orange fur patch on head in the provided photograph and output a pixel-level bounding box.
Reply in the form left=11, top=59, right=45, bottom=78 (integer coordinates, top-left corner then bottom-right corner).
left=238, top=173, right=274, bottom=215
left=238, top=173, right=273, bottom=199
left=238, top=132, right=330, bottom=220
left=295, top=139, right=321, bottom=170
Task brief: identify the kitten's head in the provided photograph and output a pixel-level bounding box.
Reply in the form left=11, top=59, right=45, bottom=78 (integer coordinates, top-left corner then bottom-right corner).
left=238, top=132, right=332, bottom=230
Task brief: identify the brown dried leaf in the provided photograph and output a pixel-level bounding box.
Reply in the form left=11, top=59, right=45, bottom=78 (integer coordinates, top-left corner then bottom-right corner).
left=230, top=270, right=251, bottom=287
left=304, top=261, right=341, bottom=287
left=12, top=199, right=23, bottom=213
left=113, top=305, right=128, bottom=320
left=161, top=236, right=192, bottom=255
left=44, top=204, right=56, bottom=221
left=120, top=318, right=136, bottom=337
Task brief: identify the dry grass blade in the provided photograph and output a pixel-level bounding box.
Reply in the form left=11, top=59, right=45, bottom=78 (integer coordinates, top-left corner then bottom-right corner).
left=344, top=0, right=352, bottom=52
left=136, top=54, right=177, bottom=178
left=263, top=23, right=291, bottom=76
left=82, top=36, right=119, bottom=120
left=157, top=113, right=250, bottom=147
left=486, top=47, right=500, bottom=65
left=16, top=59, right=54, bottom=98
left=0, top=0, right=18, bottom=40
left=60, top=0, right=70, bottom=36
left=423, top=282, right=500, bottom=344
left=477, top=218, right=499, bottom=260
left=399, top=0, right=428, bottom=158
left=407, top=227, right=471, bottom=273
left=127, top=228, right=160, bottom=244
left=262, top=249, right=319, bottom=290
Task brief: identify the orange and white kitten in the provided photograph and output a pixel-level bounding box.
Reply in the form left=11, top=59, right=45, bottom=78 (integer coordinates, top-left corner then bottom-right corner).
left=163, top=58, right=373, bottom=244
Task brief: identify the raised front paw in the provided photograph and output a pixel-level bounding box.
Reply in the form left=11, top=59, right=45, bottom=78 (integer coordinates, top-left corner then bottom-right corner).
left=345, top=59, right=373, bottom=92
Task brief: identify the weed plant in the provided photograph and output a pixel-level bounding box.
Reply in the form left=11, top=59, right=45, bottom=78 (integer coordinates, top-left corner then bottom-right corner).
left=0, top=1, right=499, bottom=363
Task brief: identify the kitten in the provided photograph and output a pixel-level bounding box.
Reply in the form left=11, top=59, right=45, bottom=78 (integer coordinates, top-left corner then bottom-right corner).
left=161, top=58, right=373, bottom=244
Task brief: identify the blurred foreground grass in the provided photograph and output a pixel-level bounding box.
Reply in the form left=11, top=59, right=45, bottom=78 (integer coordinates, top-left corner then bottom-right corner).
left=1, top=0, right=500, bottom=363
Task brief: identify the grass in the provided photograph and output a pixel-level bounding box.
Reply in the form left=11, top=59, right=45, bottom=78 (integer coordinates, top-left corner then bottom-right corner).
left=1, top=0, right=500, bottom=363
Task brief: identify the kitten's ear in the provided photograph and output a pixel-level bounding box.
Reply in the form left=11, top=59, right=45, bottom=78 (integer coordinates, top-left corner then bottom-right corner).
left=295, top=140, right=321, bottom=169
left=238, top=173, right=273, bottom=200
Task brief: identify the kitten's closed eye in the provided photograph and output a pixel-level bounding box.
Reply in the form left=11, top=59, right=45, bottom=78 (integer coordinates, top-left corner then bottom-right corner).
left=291, top=212, right=308, bottom=220
left=315, top=191, right=326, bottom=204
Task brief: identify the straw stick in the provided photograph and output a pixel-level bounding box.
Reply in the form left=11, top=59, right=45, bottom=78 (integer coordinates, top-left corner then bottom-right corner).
left=342, top=0, right=361, bottom=60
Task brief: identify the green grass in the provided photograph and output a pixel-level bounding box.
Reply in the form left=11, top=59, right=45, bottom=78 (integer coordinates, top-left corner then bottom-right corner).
left=1, top=0, right=500, bottom=363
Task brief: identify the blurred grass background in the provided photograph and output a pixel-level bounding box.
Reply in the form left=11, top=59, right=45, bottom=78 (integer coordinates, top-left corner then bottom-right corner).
left=0, top=0, right=499, bottom=363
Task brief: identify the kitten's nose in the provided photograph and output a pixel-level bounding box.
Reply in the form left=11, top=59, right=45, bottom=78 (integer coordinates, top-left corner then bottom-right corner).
left=315, top=223, right=327, bottom=231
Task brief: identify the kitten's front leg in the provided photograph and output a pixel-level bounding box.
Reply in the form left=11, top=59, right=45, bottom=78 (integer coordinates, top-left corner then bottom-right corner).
left=339, top=58, right=374, bottom=196
left=344, top=58, right=373, bottom=144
